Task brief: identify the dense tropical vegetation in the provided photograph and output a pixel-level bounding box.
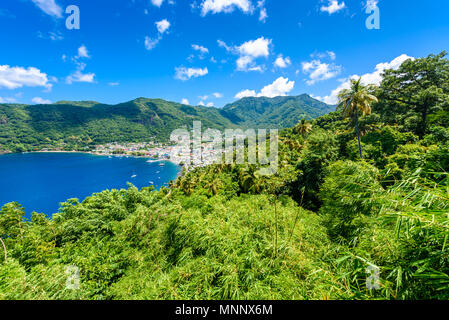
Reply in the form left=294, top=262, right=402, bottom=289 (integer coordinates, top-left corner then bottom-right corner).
left=0, top=52, right=448, bottom=300
left=0, top=95, right=331, bottom=153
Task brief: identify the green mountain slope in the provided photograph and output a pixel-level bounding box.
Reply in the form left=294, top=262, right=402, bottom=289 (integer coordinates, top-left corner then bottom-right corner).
left=0, top=95, right=333, bottom=152
left=0, top=98, right=236, bottom=151
left=220, top=94, right=335, bottom=128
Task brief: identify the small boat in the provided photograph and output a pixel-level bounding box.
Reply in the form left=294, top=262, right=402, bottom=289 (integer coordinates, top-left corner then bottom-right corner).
left=149, top=181, right=154, bottom=184
left=159, top=162, right=165, bottom=166
left=131, top=175, right=137, bottom=178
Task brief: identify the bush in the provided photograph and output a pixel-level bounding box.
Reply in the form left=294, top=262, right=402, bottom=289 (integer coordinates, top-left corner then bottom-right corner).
left=319, top=161, right=383, bottom=242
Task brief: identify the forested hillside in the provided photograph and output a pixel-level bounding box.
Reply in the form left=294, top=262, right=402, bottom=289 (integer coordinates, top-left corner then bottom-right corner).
left=0, top=52, right=448, bottom=300
left=0, top=95, right=332, bottom=153
left=221, top=94, right=334, bottom=128
left=0, top=98, right=236, bottom=152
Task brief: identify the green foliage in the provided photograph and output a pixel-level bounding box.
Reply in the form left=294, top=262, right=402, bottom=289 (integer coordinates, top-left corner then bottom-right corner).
left=1, top=51, right=449, bottom=300
left=376, top=51, right=449, bottom=138
left=319, top=161, right=383, bottom=242
left=295, top=129, right=339, bottom=210
left=0, top=95, right=332, bottom=152
left=221, top=94, right=334, bottom=129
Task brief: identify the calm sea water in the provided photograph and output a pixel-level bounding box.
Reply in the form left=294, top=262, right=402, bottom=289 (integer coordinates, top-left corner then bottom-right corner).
left=0, top=152, right=180, bottom=217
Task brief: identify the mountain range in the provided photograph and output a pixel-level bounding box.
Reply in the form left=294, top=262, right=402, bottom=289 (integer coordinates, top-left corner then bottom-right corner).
left=0, top=95, right=334, bottom=151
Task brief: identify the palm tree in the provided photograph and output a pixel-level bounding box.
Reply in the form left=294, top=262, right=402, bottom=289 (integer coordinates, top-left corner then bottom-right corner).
left=0, top=237, right=6, bottom=262
left=239, top=167, right=263, bottom=194
left=294, top=119, right=313, bottom=137
left=338, top=78, right=378, bottom=158
left=205, top=178, right=222, bottom=195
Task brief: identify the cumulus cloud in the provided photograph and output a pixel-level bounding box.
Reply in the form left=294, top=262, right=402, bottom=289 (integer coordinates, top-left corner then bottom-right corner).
left=220, top=37, right=271, bottom=72
left=145, top=19, right=171, bottom=50
left=313, top=54, right=414, bottom=105
left=32, top=97, right=52, bottom=104
left=31, top=0, right=63, bottom=18
left=320, top=0, right=346, bottom=14
left=66, top=46, right=96, bottom=84
left=151, top=0, right=164, bottom=7
left=0, top=65, right=52, bottom=90
left=76, top=45, right=90, bottom=59
left=156, top=19, right=171, bottom=34
left=200, top=0, right=253, bottom=16
left=274, top=55, right=291, bottom=68
left=175, top=67, right=209, bottom=81
left=213, top=92, right=223, bottom=98
left=235, top=77, right=295, bottom=99
left=181, top=98, right=190, bottom=105
left=66, top=70, right=95, bottom=84
left=301, top=60, right=341, bottom=85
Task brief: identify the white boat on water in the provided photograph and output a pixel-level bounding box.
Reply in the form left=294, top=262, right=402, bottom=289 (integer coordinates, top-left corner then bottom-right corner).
left=131, top=174, right=137, bottom=178
left=149, top=181, right=154, bottom=184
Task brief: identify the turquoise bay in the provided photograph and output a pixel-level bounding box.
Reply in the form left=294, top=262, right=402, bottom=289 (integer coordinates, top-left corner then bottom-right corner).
left=0, top=152, right=180, bottom=217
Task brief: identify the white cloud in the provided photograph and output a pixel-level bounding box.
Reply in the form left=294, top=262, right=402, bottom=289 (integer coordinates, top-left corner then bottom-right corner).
left=66, top=70, right=96, bottom=84
left=145, top=19, right=171, bottom=50
left=175, top=67, right=209, bottom=81
left=301, top=58, right=341, bottom=85
left=213, top=92, right=223, bottom=98
left=0, top=65, right=52, bottom=90
left=320, top=0, right=346, bottom=14
left=32, top=97, right=52, bottom=104
left=238, top=37, right=270, bottom=58
left=192, top=44, right=209, bottom=54
left=235, top=77, right=295, bottom=99
left=365, top=0, right=378, bottom=10
left=0, top=97, right=17, bottom=103
left=151, top=0, right=164, bottom=7
left=235, top=89, right=257, bottom=99
left=200, top=0, right=253, bottom=16
left=313, top=54, right=414, bottom=104
left=66, top=45, right=95, bottom=84
left=156, top=19, right=171, bottom=34
left=145, top=36, right=160, bottom=50
left=198, top=101, right=215, bottom=107
left=257, top=0, right=267, bottom=22
left=327, top=51, right=336, bottom=61
left=220, top=37, right=271, bottom=72
left=181, top=98, right=190, bottom=105
left=274, top=55, right=291, bottom=68
left=77, top=45, right=90, bottom=59
left=108, top=82, right=120, bottom=86
left=31, top=0, right=63, bottom=18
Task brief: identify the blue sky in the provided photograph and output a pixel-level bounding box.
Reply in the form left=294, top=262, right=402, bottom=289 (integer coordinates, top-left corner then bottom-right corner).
left=0, top=0, right=448, bottom=107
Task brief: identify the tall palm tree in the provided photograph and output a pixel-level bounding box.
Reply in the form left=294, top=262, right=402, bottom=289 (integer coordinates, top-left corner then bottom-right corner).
left=294, top=119, right=313, bottom=137
left=338, top=78, right=378, bottom=159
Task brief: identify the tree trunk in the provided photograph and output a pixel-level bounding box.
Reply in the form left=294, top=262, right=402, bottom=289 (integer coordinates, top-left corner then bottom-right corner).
left=0, top=237, right=6, bottom=262
left=356, top=108, right=363, bottom=159
left=419, top=105, right=428, bottom=139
